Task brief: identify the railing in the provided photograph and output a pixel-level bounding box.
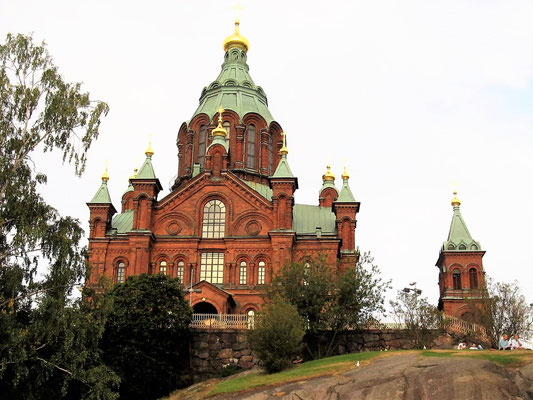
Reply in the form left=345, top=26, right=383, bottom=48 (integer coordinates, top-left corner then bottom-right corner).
left=443, top=315, right=490, bottom=342
left=191, top=313, right=252, bottom=330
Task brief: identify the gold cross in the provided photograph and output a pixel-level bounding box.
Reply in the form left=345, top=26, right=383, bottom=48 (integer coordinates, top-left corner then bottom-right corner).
left=232, top=2, right=244, bottom=23
left=217, top=106, right=225, bottom=124
left=281, top=131, right=286, bottom=147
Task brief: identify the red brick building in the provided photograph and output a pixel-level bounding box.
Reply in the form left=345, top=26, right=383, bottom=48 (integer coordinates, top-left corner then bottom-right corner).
left=86, top=21, right=360, bottom=315
left=436, top=192, right=487, bottom=319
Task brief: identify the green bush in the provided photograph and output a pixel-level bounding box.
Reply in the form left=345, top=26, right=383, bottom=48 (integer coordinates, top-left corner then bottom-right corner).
left=248, top=298, right=305, bottom=373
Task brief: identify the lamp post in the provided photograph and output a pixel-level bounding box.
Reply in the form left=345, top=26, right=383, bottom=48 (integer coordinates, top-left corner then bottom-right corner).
left=403, top=281, right=422, bottom=295
left=183, top=264, right=201, bottom=306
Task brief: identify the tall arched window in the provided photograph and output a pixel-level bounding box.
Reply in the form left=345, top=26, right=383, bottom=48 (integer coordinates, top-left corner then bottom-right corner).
left=268, top=134, right=273, bottom=175
left=246, top=124, right=255, bottom=169
left=159, top=261, right=167, bottom=275
left=469, top=268, right=478, bottom=289
left=258, top=261, right=266, bottom=285
left=198, top=125, right=207, bottom=165
left=116, top=262, right=125, bottom=283
left=202, top=199, right=226, bottom=238
left=453, top=268, right=462, bottom=290
left=223, top=121, right=231, bottom=144
left=177, top=260, right=185, bottom=283
left=239, top=261, right=247, bottom=285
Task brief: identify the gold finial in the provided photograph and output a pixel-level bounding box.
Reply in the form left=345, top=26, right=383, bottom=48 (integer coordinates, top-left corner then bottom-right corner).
left=342, top=166, right=350, bottom=181
left=101, top=162, right=109, bottom=182
left=279, top=132, right=288, bottom=155
left=145, top=135, right=154, bottom=157
left=223, top=6, right=250, bottom=53
left=322, top=165, right=335, bottom=182
left=129, top=168, right=138, bottom=180
left=451, top=191, right=461, bottom=207
left=212, top=106, right=227, bottom=137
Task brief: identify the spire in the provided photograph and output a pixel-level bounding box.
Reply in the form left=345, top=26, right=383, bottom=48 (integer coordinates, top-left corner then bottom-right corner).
left=208, top=106, right=230, bottom=152
left=192, top=17, right=274, bottom=125
left=319, top=165, right=338, bottom=195
left=136, top=139, right=157, bottom=179
left=272, top=132, right=294, bottom=178
left=443, top=191, right=481, bottom=251
left=89, top=166, right=112, bottom=203
left=337, top=166, right=356, bottom=202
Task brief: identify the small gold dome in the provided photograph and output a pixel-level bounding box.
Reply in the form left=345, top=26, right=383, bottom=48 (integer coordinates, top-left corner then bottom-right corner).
left=129, top=168, right=138, bottom=180
left=341, top=166, right=350, bottom=181
left=451, top=191, right=461, bottom=207
left=279, top=132, right=288, bottom=155
left=101, top=167, right=109, bottom=182
left=212, top=107, right=227, bottom=137
left=145, top=140, right=154, bottom=157
left=223, top=21, right=249, bottom=53
left=322, top=165, right=335, bottom=182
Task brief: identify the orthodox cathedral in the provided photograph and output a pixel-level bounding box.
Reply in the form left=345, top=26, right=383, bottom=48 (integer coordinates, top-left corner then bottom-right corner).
left=87, top=20, right=486, bottom=319
left=86, top=20, right=359, bottom=315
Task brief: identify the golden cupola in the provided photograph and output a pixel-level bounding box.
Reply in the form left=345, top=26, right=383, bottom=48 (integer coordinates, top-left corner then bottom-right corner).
left=322, top=165, right=335, bottom=182
left=223, top=20, right=249, bottom=53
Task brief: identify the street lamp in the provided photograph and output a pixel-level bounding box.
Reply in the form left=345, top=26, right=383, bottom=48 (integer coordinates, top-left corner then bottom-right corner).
left=403, top=282, right=422, bottom=295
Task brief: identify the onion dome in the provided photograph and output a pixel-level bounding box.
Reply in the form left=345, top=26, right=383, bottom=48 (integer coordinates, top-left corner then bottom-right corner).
left=211, top=107, right=227, bottom=137
left=341, top=166, right=350, bottom=181
left=223, top=20, right=249, bottom=53
left=451, top=191, right=461, bottom=207
left=101, top=166, right=109, bottom=182
left=145, top=139, right=154, bottom=157
left=322, top=165, right=335, bottom=182
left=279, top=132, right=288, bottom=156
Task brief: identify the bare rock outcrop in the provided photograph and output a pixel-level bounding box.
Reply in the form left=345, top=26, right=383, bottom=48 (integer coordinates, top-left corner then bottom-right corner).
left=219, top=353, right=533, bottom=400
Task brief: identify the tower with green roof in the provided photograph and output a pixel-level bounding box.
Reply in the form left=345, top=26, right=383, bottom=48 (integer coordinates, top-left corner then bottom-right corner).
left=436, top=192, right=487, bottom=320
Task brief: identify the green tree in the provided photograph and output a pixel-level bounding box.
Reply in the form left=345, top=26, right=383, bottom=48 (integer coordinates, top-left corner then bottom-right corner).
left=269, top=252, right=390, bottom=359
left=390, top=288, right=442, bottom=348
left=0, top=33, right=114, bottom=398
left=469, top=279, right=533, bottom=348
left=101, top=274, right=193, bottom=400
left=248, top=297, right=305, bottom=373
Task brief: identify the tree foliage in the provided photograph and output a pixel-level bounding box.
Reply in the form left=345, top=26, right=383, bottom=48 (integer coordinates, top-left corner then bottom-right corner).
left=0, top=33, right=114, bottom=398
left=248, top=297, right=305, bottom=373
left=269, top=252, right=390, bottom=358
left=101, top=274, right=193, bottom=400
left=470, top=279, right=533, bottom=347
left=390, top=288, right=442, bottom=348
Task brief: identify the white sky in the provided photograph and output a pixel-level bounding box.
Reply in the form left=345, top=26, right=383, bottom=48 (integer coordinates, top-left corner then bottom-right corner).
left=2, top=0, right=532, bottom=307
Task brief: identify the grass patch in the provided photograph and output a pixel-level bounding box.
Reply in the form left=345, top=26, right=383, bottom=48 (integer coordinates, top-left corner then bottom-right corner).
left=209, top=351, right=386, bottom=396
left=421, top=350, right=533, bottom=366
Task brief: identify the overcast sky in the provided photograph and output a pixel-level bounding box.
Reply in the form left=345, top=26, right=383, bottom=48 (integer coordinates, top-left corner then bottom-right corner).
left=2, top=0, right=532, bottom=307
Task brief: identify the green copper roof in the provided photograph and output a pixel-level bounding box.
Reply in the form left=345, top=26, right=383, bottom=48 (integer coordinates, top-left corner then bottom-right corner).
left=272, top=154, right=294, bottom=178
left=337, top=179, right=356, bottom=202
left=191, top=46, right=274, bottom=124
left=110, top=209, right=133, bottom=234
left=244, top=180, right=273, bottom=200
left=135, top=156, right=156, bottom=179
left=319, top=180, right=338, bottom=195
left=443, top=206, right=481, bottom=251
left=207, top=134, right=229, bottom=152
left=89, top=181, right=112, bottom=204
left=124, top=183, right=134, bottom=194
left=293, top=204, right=336, bottom=234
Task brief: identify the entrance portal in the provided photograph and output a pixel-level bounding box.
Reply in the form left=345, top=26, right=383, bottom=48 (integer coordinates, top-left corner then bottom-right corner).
left=193, top=301, right=218, bottom=314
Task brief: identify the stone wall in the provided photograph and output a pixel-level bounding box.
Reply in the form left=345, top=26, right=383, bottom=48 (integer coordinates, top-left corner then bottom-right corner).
left=189, top=328, right=452, bottom=381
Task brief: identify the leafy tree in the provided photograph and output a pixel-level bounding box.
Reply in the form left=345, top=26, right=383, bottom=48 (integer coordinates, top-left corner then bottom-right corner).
left=269, top=252, right=390, bottom=359
left=469, top=279, right=533, bottom=347
left=248, top=297, right=305, bottom=373
left=390, top=288, right=442, bottom=348
left=101, top=274, right=193, bottom=400
left=0, top=33, right=114, bottom=398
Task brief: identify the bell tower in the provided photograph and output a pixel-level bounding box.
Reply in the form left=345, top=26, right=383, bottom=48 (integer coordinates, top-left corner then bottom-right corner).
left=436, top=191, right=487, bottom=320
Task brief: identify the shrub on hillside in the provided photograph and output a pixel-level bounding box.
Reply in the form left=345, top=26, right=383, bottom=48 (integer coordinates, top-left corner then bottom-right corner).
left=248, top=298, right=305, bottom=373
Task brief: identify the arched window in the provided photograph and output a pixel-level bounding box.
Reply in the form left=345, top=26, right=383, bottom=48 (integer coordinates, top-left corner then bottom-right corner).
left=247, top=309, right=255, bottom=329
left=459, top=244, right=467, bottom=250
left=453, top=268, right=462, bottom=290
left=198, top=125, right=207, bottom=165
left=268, top=134, right=273, bottom=175
left=469, top=268, right=478, bottom=289
left=116, top=262, right=125, bottom=283
left=202, top=199, right=226, bottom=238
left=159, top=261, right=167, bottom=275
left=258, top=261, right=266, bottom=285
left=177, top=260, right=185, bottom=283
left=246, top=124, right=256, bottom=169
left=239, top=261, right=247, bottom=285
left=223, top=121, right=231, bottom=143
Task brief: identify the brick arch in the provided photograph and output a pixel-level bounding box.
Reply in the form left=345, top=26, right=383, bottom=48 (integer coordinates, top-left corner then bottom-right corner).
left=192, top=299, right=220, bottom=314
left=232, top=211, right=273, bottom=235
left=153, top=211, right=194, bottom=236
left=111, top=256, right=129, bottom=283
left=242, top=112, right=267, bottom=128
left=240, top=303, right=259, bottom=313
